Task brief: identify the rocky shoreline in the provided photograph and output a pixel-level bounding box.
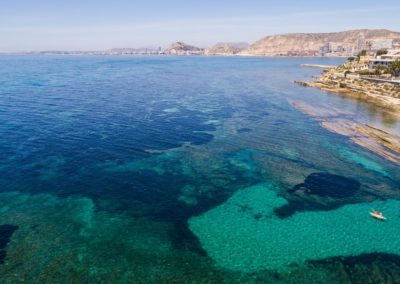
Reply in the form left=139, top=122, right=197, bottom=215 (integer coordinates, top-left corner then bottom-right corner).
left=295, top=72, right=400, bottom=113
left=293, top=70, right=400, bottom=164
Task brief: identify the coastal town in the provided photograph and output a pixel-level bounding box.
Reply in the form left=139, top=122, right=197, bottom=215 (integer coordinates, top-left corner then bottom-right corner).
left=298, top=47, right=400, bottom=104
left=294, top=44, right=400, bottom=166
left=10, top=29, right=400, bottom=57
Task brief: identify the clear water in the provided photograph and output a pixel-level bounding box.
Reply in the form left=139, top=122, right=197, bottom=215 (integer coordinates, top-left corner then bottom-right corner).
left=0, top=55, right=399, bottom=283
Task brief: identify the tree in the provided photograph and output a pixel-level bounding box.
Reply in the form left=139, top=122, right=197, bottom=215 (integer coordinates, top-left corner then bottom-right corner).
left=376, top=49, right=388, bottom=56
left=358, top=50, right=367, bottom=57
left=347, top=57, right=355, bottom=62
left=374, top=64, right=386, bottom=75
left=356, top=50, right=367, bottom=61
left=359, top=69, right=373, bottom=76
left=388, top=59, right=400, bottom=77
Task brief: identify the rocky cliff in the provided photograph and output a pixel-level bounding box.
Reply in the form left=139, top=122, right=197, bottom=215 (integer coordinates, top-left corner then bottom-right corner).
left=205, top=42, right=249, bottom=55
left=163, top=42, right=204, bottom=55
left=241, top=29, right=400, bottom=56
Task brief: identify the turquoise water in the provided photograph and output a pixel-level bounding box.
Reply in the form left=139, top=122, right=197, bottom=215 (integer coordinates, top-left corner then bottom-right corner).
left=0, top=55, right=399, bottom=283
left=189, top=183, right=400, bottom=272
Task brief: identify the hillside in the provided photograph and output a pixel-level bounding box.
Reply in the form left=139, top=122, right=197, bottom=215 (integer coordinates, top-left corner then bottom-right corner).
left=163, top=42, right=204, bottom=55
left=241, top=29, right=400, bottom=56
left=205, top=42, right=249, bottom=55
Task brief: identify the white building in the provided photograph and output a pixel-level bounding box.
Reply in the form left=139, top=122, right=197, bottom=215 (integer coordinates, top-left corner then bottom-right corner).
left=349, top=64, right=369, bottom=72
left=381, top=49, right=400, bottom=60
left=369, top=58, right=395, bottom=69
left=368, top=39, right=394, bottom=50
left=328, top=42, right=344, bottom=53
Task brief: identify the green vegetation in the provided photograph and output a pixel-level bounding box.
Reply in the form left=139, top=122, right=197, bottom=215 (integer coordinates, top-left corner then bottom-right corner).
left=354, top=60, right=400, bottom=77
left=358, top=49, right=367, bottom=56
left=376, top=49, right=388, bottom=56
left=358, top=69, right=376, bottom=76
left=388, top=59, right=400, bottom=77
left=374, top=64, right=385, bottom=75
left=358, top=50, right=367, bottom=56
left=347, top=56, right=355, bottom=62
left=356, top=50, right=367, bottom=61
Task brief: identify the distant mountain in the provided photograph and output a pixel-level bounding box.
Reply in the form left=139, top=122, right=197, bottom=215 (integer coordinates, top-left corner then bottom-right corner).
left=205, top=42, right=249, bottom=55
left=163, top=42, right=204, bottom=55
left=240, top=29, right=400, bottom=56
left=13, top=29, right=400, bottom=57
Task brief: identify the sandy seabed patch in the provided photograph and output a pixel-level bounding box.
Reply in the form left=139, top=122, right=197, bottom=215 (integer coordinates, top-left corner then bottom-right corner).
left=189, top=183, right=400, bottom=273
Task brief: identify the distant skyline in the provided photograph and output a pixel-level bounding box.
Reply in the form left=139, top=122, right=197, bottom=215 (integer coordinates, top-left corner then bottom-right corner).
left=1, top=0, right=400, bottom=52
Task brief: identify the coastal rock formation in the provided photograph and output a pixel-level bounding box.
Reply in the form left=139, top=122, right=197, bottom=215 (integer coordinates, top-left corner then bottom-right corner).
left=290, top=172, right=360, bottom=198
left=163, top=42, right=204, bottom=55
left=291, top=101, right=400, bottom=164
left=301, top=69, right=400, bottom=112
left=0, top=224, right=18, bottom=264
left=274, top=172, right=363, bottom=218
left=205, top=42, right=249, bottom=56
left=241, top=29, right=400, bottom=56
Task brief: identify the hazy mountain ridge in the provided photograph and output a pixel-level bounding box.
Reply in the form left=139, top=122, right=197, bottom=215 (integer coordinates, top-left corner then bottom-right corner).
left=205, top=42, right=249, bottom=55
left=12, top=29, right=400, bottom=57
left=240, top=29, right=400, bottom=56
left=163, top=42, right=204, bottom=55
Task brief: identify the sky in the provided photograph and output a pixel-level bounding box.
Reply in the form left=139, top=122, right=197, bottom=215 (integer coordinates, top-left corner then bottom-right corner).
left=1, top=0, right=400, bottom=52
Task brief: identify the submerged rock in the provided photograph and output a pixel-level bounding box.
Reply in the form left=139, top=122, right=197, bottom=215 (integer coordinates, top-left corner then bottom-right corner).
left=0, top=224, right=19, bottom=264
left=294, top=81, right=310, bottom=87
left=291, top=100, right=400, bottom=164
left=310, top=253, right=400, bottom=284
left=290, top=172, right=360, bottom=198
left=275, top=172, right=362, bottom=218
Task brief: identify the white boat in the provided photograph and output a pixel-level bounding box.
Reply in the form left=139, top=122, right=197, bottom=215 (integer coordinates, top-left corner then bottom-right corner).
left=369, top=210, right=386, bottom=221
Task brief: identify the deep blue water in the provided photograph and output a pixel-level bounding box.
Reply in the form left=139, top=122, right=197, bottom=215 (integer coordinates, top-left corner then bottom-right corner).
left=0, top=55, right=399, bottom=283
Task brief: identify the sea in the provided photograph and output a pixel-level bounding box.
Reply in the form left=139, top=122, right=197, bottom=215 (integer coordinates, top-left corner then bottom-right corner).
left=0, top=55, right=399, bottom=283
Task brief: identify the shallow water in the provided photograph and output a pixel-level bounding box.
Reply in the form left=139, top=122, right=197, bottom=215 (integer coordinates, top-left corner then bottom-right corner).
left=0, top=55, right=399, bottom=283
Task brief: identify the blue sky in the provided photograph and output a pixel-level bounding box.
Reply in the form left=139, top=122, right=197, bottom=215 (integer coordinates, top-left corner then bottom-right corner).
left=1, top=0, right=400, bottom=51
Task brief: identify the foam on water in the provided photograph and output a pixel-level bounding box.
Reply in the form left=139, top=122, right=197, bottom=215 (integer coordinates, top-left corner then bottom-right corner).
left=189, top=182, right=400, bottom=273
left=163, top=107, right=179, bottom=113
